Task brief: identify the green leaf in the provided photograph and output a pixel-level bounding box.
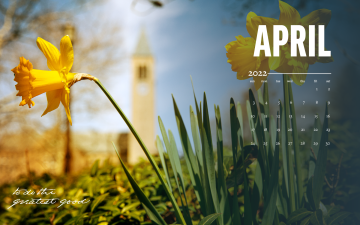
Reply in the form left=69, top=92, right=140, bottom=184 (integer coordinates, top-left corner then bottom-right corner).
left=262, top=80, right=271, bottom=140
left=327, top=212, right=351, bottom=225
left=90, top=159, right=99, bottom=177
left=225, top=145, right=257, bottom=188
left=158, top=117, right=179, bottom=194
left=326, top=205, right=341, bottom=217
left=172, top=96, right=204, bottom=212
left=53, top=210, right=70, bottom=224
left=202, top=93, right=220, bottom=221
left=190, top=105, right=207, bottom=213
left=113, top=144, right=167, bottom=225
left=243, top=173, right=253, bottom=225
left=241, top=99, right=253, bottom=225
left=319, top=202, right=328, bottom=218
left=246, top=100, right=258, bottom=145
left=306, top=177, right=316, bottom=211
left=121, top=202, right=141, bottom=213
left=282, top=75, right=296, bottom=212
left=270, top=115, right=277, bottom=160
left=215, top=105, right=232, bottom=225
left=312, top=103, right=329, bottom=209
left=168, top=130, right=193, bottom=225
left=98, top=206, right=121, bottom=213
left=309, top=209, right=323, bottom=225
left=190, top=105, right=204, bottom=176
left=169, top=130, right=187, bottom=200
left=63, top=217, right=78, bottom=225
left=230, top=98, right=241, bottom=225
left=276, top=184, right=288, bottom=218
left=91, top=193, right=109, bottom=212
left=142, top=203, right=167, bottom=225
left=299, top=216, right=311, bottom=225
left=262, top=111, right=280, bottom=225
left=288, top=82, right=304, bottom=206
left=199, top=213, right=222, bottom=225
left=159, top=118, right=191, bottom=225
left=287, top=208, right=312, bottom=224
left=254, top=162, right=263, bottom=206
left=156, top=135, right=173, bottom=193
left=249, top=89, right=270, bottom=193
left=258, top=83, right=271, bottom=169
left=251, top=174, right=261, bottom=224
left=309, top=116, right=322, bottom=179
left=280, top=101, right=289, bottom=198
left=236, top=102, right=244, bottom=148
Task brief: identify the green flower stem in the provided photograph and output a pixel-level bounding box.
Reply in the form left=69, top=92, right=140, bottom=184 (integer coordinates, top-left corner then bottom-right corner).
left=283, top=74, right=296, bottom=212
left=94, top=79, right=186, bottom=225
left=289, top=82, right=303, bottom=207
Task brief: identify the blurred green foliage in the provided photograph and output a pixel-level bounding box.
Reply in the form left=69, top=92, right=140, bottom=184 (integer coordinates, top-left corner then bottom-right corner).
left=0, top=157, right=187, bottom=225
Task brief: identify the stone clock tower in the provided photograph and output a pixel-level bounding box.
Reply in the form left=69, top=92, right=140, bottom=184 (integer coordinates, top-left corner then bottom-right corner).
left=128, top=29, right=156, bottom=164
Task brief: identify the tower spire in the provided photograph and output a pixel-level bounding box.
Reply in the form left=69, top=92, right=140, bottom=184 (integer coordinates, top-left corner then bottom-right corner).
left=133, top=29, right=152, bottom=56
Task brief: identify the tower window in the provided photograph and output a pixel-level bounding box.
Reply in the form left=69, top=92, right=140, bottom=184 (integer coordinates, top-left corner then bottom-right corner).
left=139, top=66, right=147, bottom=80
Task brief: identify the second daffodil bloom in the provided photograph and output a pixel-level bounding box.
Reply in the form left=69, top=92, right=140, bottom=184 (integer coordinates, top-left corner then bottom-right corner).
left=12, top=36, right=77, bottom=125
left=226, top=0, right=333, bottom=88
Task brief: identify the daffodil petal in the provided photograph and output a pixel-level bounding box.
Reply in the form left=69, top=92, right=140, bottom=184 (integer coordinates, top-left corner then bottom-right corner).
left=61, top=90, right=72, bottom=125
left=42, top=89, right=62, bottom=117
left=232, top=53, right=259, bottom=80
left=253, top=77, right=263, bottom=90
left=300, top=9, right=331, bottom=27
left=276, top=60, right=306, bottom=85
left=259, top=58, right=270, bottom=72
left=249, top=16, right=278, bottom=56
left=252, top=58, right=270, bottom=90
left=60, top=35, right=74, bottom=73
left=274, top=57, right=292, bottom=74
left=288, top=74, right=306, bottom=86
left=288, top=63, right=309, bottom=86
left=268, top=45, right=287, bottom=70
left=278, top=0, right=300, bottom=26
left=246, top=12, right=258, bottom=39
left=36, top=37, right=60, bottom=71
left=226, top=40, right=259, bottom=80
left=269, top=56, right=281, bottom=70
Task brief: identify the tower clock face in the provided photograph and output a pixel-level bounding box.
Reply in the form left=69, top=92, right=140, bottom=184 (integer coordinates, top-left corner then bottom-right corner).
left=137, top=83, right=149, bottom=96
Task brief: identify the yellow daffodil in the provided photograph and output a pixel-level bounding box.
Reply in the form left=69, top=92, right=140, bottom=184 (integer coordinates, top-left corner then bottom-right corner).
left=225, top=12, right=275, bottom=90
left=12, top=36, right=76, bottom=125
